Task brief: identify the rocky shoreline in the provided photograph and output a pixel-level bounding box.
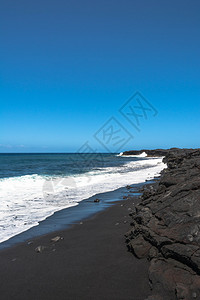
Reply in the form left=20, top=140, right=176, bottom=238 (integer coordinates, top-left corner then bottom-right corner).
left=125, top=148, right=200, bottom=300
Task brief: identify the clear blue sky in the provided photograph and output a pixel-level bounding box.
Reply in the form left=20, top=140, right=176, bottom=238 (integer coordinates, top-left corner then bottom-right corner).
left=1, top=0, right=200, bottom=153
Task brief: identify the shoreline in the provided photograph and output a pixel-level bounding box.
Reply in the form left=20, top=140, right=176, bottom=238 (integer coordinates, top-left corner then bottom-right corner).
left=0, top=179, right=155, bottom=300
left=0, top=153, right=164, bottom=247
left=0, top=183, right=146, bottom=250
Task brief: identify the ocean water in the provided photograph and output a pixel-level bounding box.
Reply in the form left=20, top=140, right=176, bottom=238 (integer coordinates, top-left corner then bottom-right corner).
left=0, top=152, right=166, bottom=243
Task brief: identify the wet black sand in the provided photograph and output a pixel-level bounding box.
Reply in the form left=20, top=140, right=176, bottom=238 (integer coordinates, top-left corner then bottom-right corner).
left=0, top=186, right=151, bottom=300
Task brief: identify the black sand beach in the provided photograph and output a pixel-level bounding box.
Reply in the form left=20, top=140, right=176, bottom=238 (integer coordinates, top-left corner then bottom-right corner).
left=0, top=191, right=151, bottom=300
left=1, top=148, right=199, bottom=300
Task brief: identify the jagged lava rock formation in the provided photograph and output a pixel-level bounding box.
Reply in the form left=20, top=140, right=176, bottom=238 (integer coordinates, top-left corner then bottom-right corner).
left=125, top=148, right=200, bottom=300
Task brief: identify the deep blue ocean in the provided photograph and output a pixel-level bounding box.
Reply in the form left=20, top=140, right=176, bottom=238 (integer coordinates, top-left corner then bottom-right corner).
left=0, top=153, right=137, bottom=178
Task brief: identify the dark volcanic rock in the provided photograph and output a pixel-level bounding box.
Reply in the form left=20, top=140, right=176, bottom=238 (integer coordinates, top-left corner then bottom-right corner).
left=128, top=235, right=152, bottom=258
left=125, top=148, right=200, bottom=299
left=94, top=198, right=100, bottom=203
left=123, top=148, right=176, bottom=157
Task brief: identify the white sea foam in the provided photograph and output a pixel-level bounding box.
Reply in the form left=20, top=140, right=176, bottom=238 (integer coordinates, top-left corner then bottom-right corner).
left=0, top=157, right=166, bottom=243
left=120, top=151, right=148, bottom=157
left=117, top=152, right=124, bottom=156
